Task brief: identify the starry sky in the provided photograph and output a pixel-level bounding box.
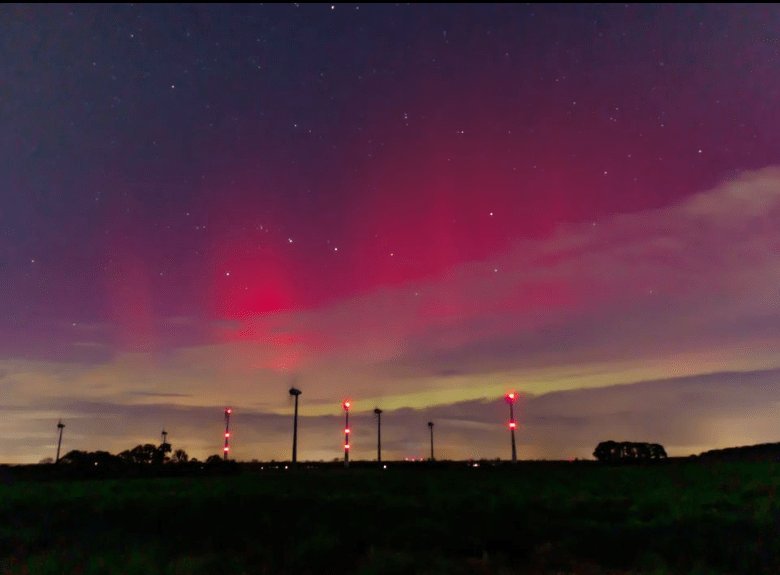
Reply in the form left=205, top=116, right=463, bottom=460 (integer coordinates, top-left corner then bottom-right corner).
left=3, top=4, right=780, bottom=463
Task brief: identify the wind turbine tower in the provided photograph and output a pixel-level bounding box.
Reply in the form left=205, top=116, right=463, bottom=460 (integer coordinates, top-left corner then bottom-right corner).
left=428, top=421, right=434, bottom=461
left=289, top=387, right=302, bottom=466
left=374, top=408, right=383, bottom=463
left=55, top=420, right=65, bottom=463
left=223, top=407, right=232, bottom=460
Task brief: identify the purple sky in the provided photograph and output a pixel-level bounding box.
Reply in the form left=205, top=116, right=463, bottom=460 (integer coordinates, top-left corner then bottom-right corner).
left=2, top=4, right=780, bottom=463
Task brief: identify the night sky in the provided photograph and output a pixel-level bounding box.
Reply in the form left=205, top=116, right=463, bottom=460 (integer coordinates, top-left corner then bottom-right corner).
left=3, top=4, right=780, bottom=463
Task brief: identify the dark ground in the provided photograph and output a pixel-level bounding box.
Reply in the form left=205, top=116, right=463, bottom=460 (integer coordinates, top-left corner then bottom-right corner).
left=1, top=459, right=778, bottom=574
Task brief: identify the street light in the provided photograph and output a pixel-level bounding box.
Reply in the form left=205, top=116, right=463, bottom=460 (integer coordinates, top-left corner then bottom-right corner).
left=343, top=399, right=351, bottom=468
left=289, top=387, right=302, bottom=466
left=374, top=408, right=383, bottom=463
left=505, top=392, right=518, bottom=463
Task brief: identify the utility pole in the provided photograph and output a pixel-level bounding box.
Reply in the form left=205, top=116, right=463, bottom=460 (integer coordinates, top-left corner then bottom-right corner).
left=374, top=408, right=383, bottom=463
left=55, top=420, right=65, bottom=463
left=289, top=387, right=302, bottom=466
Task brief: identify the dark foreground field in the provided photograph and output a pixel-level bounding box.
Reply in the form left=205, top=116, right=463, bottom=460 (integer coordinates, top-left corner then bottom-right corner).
left=2, top=461, right=779, bottom=574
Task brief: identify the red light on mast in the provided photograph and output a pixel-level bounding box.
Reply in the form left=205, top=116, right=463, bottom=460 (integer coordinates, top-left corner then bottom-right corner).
left=506, top=391, right=517, bottom=403
left=344, top=428, right=350, bottom=434
left=508, top=420, right=517, bottom=429
left=225, top=432, right=230, bottom=437
left=223, top=446, right=229, bottom=452
left=343, top=400, right=351, bottom=410
left=345, top=443, right=350, bottom=450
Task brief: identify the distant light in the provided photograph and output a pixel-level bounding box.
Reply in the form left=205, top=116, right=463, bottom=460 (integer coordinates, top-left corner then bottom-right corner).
left=285, top=465, right=288, bottom=470
left=383, top=465, right=387, bottom=469
left=343, top=400, right=351, bottom=410
left=223, top=447, right=229, bottom=452
left=344, top=428, right=350, bottom=434
left=345, top=444, right=350, bottom=449
left=225, top=432, right=230, bottom=437
left=509, top=421, right=517, bottom=429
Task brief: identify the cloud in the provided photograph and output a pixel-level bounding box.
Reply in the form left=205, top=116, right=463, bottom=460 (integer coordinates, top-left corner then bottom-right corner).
left=72, top=341, right=111, bottom=349
left=5, top=168, right=780, bottom=461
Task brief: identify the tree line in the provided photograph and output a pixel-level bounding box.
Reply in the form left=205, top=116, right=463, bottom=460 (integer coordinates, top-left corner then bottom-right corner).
left=41, top=440, right=670, bottom=467
left=40, top=442, right=233, bottom=470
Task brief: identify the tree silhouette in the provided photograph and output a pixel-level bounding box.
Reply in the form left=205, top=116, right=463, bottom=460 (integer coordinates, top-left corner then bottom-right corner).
left=120, top=444, right=159, bottom=465
left=593, top=440, right=619, bottom=462
left=594, top=441, right=667, bottom=462
left=59, top=449, right=124, bottom=470
left=153, top=442, right=172, bottom=465
left=649, top=443, right=667, bottom=458
left=60, top=450, right=89, bottom=466
left=172, top=448, right=189, bottom=463
left=38, top=457, right=54, bottom=464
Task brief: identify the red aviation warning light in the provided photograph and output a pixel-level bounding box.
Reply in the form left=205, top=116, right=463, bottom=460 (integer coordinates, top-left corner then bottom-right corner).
left=508, top=420, right=517, bottom=429
left=505, top=391, right=517, bottom=403
left=343, top=400, right=351, bottom=410
left=345, top=444, right=350, bottom=450
left=344, top=428, right=350, bottom=434
left=223, top=446, right=229, bottom=452
left=225, top=432, right=230, bottom=437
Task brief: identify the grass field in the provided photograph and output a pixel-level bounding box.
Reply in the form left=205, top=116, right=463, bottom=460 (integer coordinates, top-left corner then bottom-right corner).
left=1, top=461, right=778, bottom=574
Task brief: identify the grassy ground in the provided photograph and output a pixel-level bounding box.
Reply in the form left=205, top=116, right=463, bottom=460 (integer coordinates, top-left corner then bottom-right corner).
left=1, top=461, right=779, bottom=574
